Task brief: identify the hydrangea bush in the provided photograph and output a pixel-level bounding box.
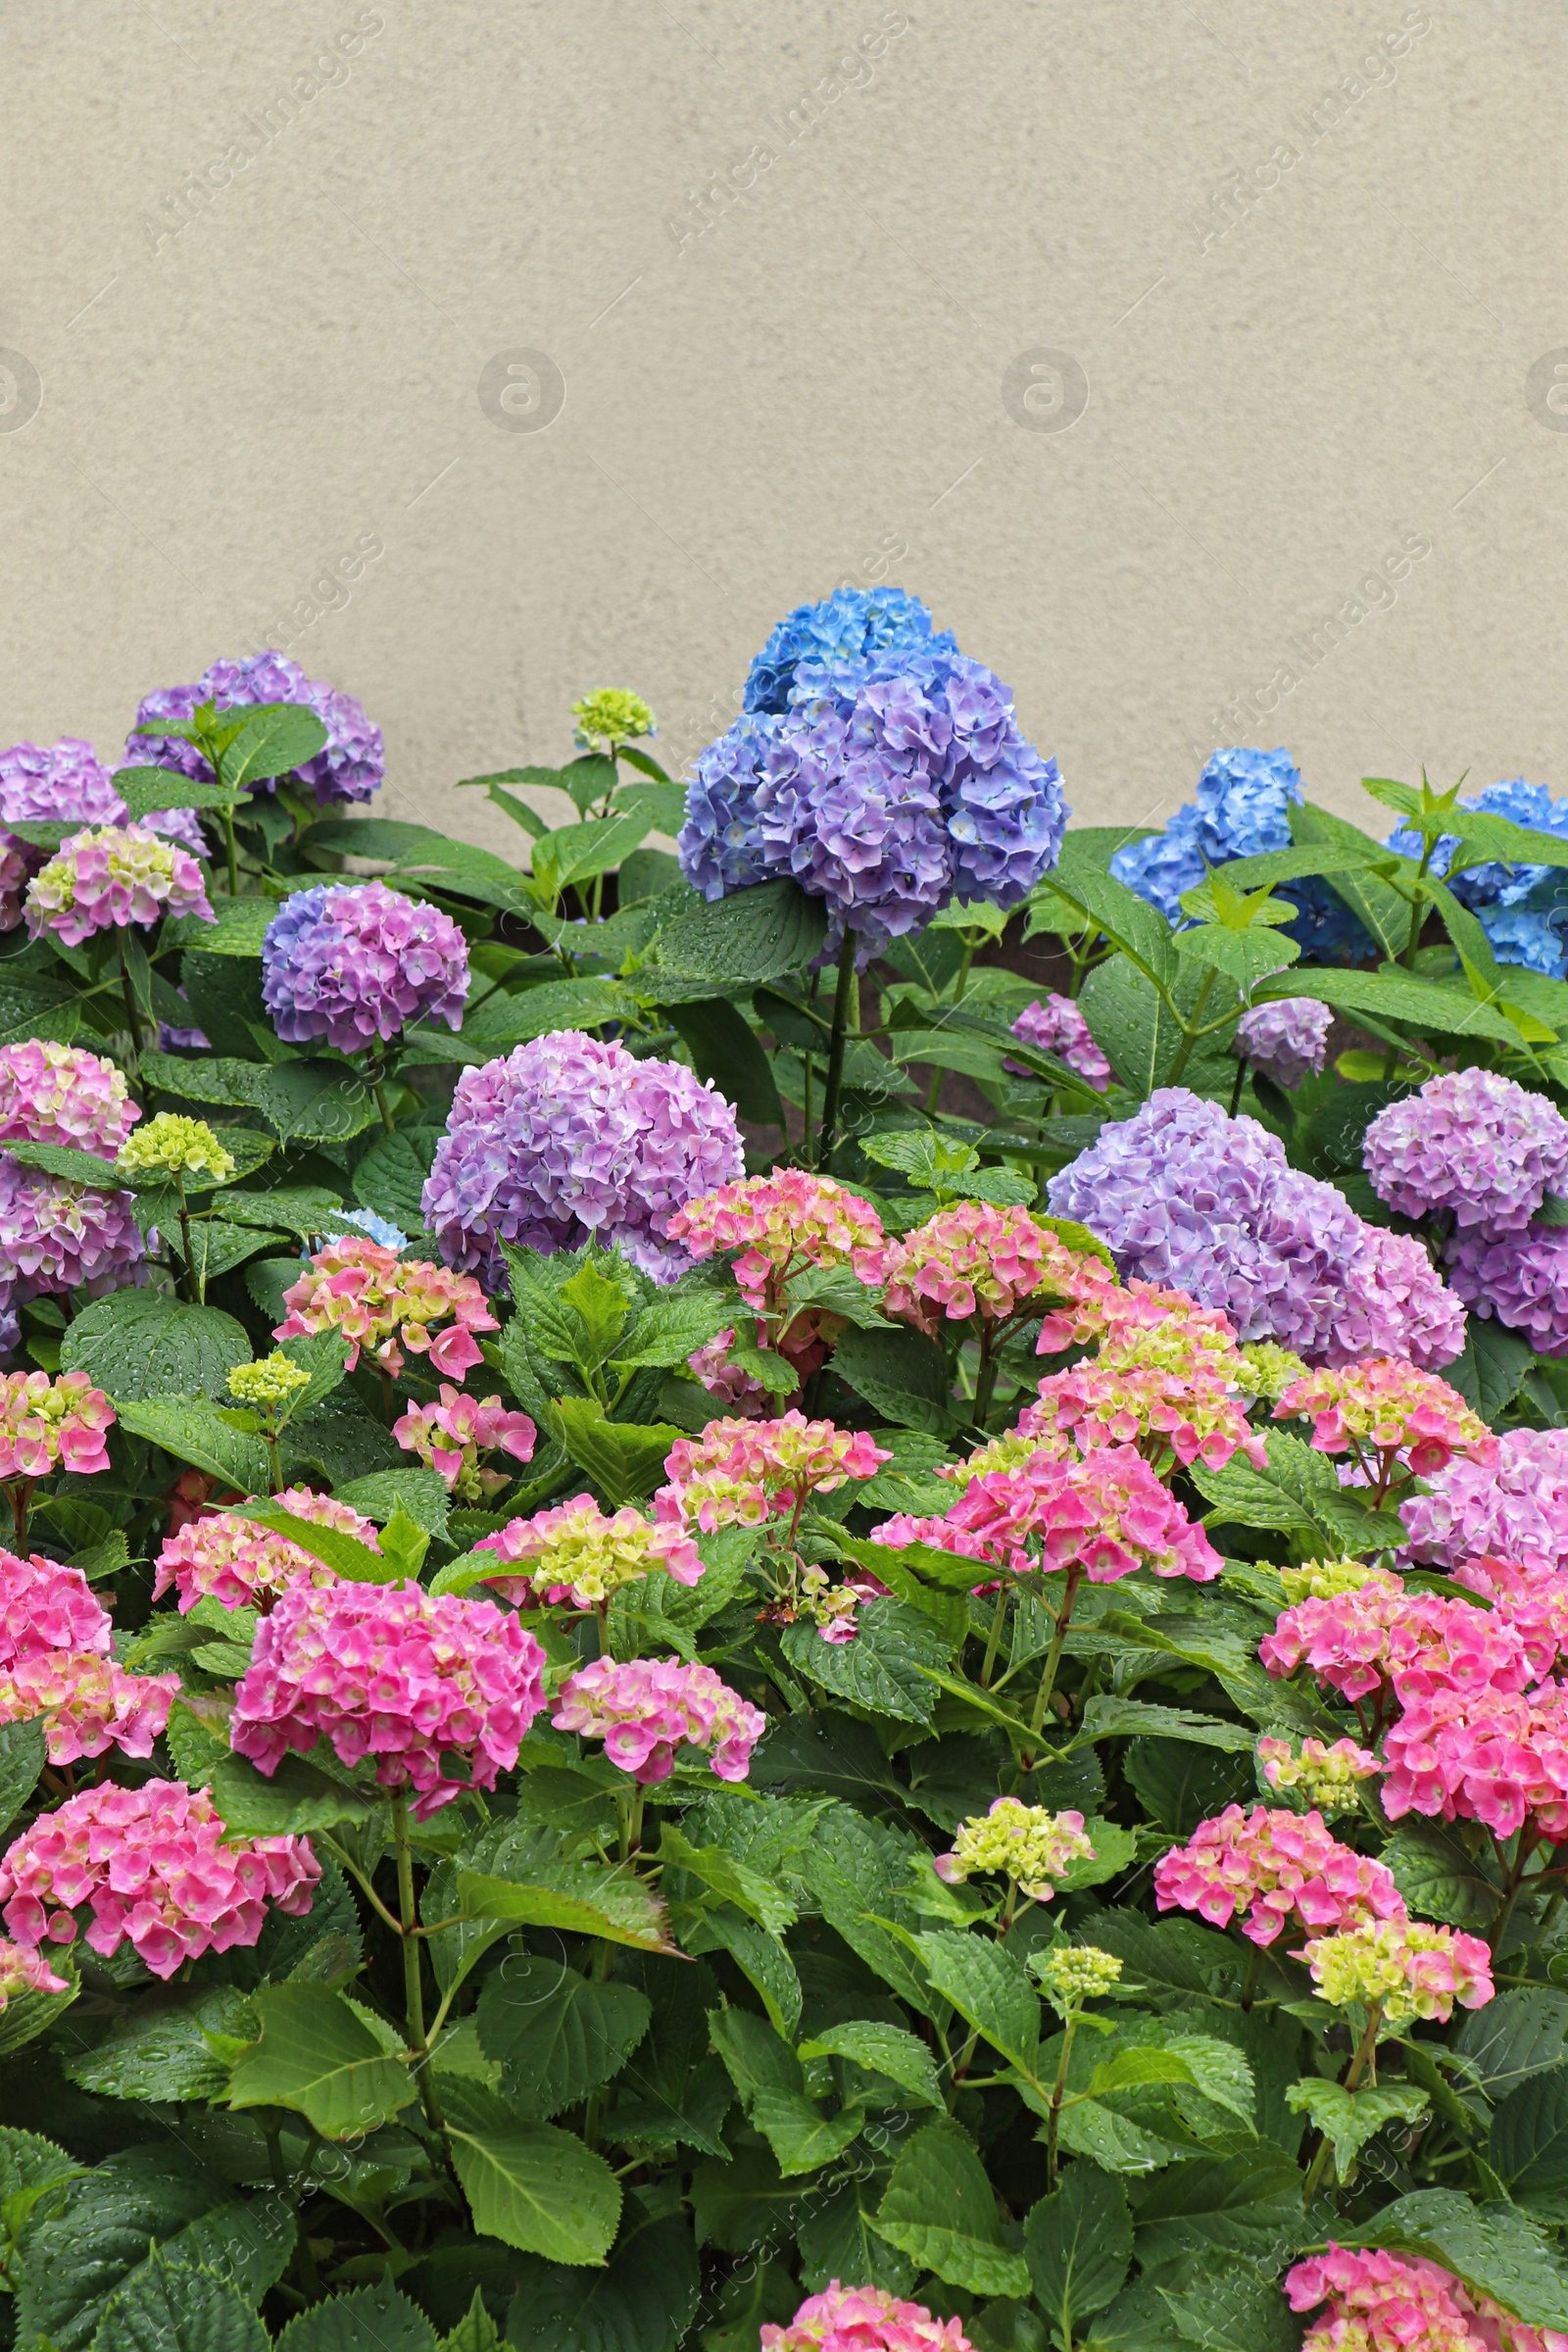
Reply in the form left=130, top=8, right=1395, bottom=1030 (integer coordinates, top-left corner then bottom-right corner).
left=5, top=616, right=1568, bottom=2352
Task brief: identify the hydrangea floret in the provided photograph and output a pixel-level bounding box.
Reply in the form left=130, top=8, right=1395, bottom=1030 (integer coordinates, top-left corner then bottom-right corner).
left=1286, top=2247, right=1484, bottom=2352
left=760, top=2282, right=974, bottom=2352
left=0, top=1371, right=115, bottom=1480
left=1238, top=1341, right=1309, bottom=1400
left=874, top=1444, right=1222, bottom=1583
left=1363, top=1068, right=1568, bottom=1236
left=932, top=1799, right=1094, bottom=1902
left=685, top=1326, right=770, bottom=1414
left=260, top=881, right=469, bottom=1054
left=475, top=1494, right=702, bottom=1609
left=1299, top=1917, right=1494, bottom=2026
left=0, top=1939, right=70, bottom=2009
left=1006, top=994, right=1111, bottom=1090
left=1020, top=1326, right=1265, bottom=1473
left=230, top=1581, right=548, bottom=1820
left=1260, top=1575, right=1528, bottom=1712
left=1450, top=1553, right=1568, bottom=1684
left=742, top=587, right=957, bottom=714
left=151, top=1489, right=379, bottom=1614
left=1275, top=1356, right=1493, bottom=1494
left=393, top=1387, right=535, bottom=1500
left=1399, top=1427, right=1568, bottom=1574
left=228, top=1353, right=311, bottom=1417
left=881, top=1201, right=1115, bottom=1343
left=421, top=1031, right=744, bottom=1287
left=1152, top=1804, right=1407, bottom=1945
left=24, top=824, right=212, bottom=946
left=1032, top=1944, right=1124, bottom=2009
left=0, top=737, right=205, bottom=929
left=0, top=1651, right=179, bottom=1765
left=1279, top=1556, right=1397, bottom=1603
left=1233, top=997, right=1334, bottom=1090
left=656, top=1413, right=890, bottom=1536
left=116, top=1113, right=235, bottom=1185
left=0, top=1551, right=111, bottom=1667
left=570, top=689, right=655, bottom=751
left=1258, top=1736, right=1382, bottom=1814
left=275, top=1236, right=496, bottom=1380
left=0, top=1778, right=319, bottom=1979
left=0, top=1162, right=146, bottom=1311
left=552, top=1656, right=766, bottom=1786
left=0, top=1042, right=138, bottom=1153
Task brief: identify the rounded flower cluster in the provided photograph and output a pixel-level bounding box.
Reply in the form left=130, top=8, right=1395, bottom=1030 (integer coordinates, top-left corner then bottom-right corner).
left=1020, top=1328, right=1264, bottom=1474
left=1152, top=1804, right=1407, bottom=1946
left=228, top=1353, right=311, bottom=1418
left=129, top=650, right=384, bottom=807
left=1049, top=1088, right=1466, bottom=1367
left=422, top=1031, right=744, bottom=1288
left=476, top=1494, right=702, bottom=1609
left=0, top=737, right=205, bottom=929
left=394, top=1387, right=535, bottom=1500
left=0, top=1042, right=138, bottom=1154
left=657, top=1412, right=889, bottom=1534
left=1390, top=778, right=1568, bottom=978
left=874, top=1443, right=1222, bottom=1583
left=933, top=1799, right=1094, bottom=1902
left=882, top=1203, right=1115, bottom=1340
left=685, top=1327, right=770, bottom=1415
left=0, top=1163, right=145, bottom=1317
left=1451, top=1553, right=1568, bottom=1683
left=117, top=1113, right=235, bottom=1185
left=1234, top=998, right=1333, bottom=1090
left=151, top=1488, right=379, bottom=1613
left=1300, top=1917, right=1494, bottom=2026
left=1381, top=1679, right=1568, bottom=1841
left=1287, top=2248, right=1482, bottom=2352
left=1400, top=1428, right=1568, bottom=1574
left=681, top=644, right=1067, bottom=961
left=1260, top=1576, right=1528, bottom=1708
left=24, top=824, right=212, bottom=947
left=668, top=1171, right=888, bottom=1307
left=0, top=1939, right=70, bottom=2009
left=1257, top=1736, right=1381, bottom=1815
left=571, top=688, right=655, bottom=751
left=0, top=1778, right=319, bottom=1980
left=0, top=1551, right=111, bottom=1666
left=0, top=1370, right=115, bottom=1480
left=1006, top=995, right=1111, bottom=1090
left=553, top=1656, right=766, bottom=1785
left=261, top=881, right=469, bottom=1054
left=1275, top=1357, right=1493, bottom=1482
left=275, top=1236, right=496, bottom=1380
left=1364, top=1068, right=1568, bottom=1235
left=1279, top=1556, right=1391, bottom=1603
left=1239, top=1341, right=1310, bottom=1400
left=0, top=1650, right=178, bottom=1764
left=1032, top=1944, right=1124, bottom=2008
left=230, top=1581, right=548, bottom=1820
left=1446, top=1224, right=1568, bottom=1357
left=743, top=587, right=958, bottom=714
left=760, top=2282, right=974, bottom=2352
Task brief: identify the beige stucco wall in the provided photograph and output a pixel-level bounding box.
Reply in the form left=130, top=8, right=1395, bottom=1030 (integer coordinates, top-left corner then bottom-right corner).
left=3, top=0, right=1564, bottom=857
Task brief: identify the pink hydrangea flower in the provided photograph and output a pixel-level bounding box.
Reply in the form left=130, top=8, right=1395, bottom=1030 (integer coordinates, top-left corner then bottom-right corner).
left=0, top=1371, right=116, bottom=1480
left=0, top=1778, right=318, bottom=1980
left=0, top=1042, right=139, bottom=1153
left=668, top=1171, right=887, bottom=1379
left=1328, top=1225, right=1469, bottom=1372
left=552, top=1655, right=766, bottom=1785
left=655, top=1412, right=890, bottom=1535
left=393, top=1386, right=535, bottom=1501
left=475, top=1494, right=703, bottom=1609
left=1258, top=1735, right=1381, bottom=1813
left=1021, top=1343, right=1265, bottom=1473
left=230, top=1581, right=548, bottom=1821
left=882, top=1202, right=1116, bottom=1341
left=0, top=1551, right=111, bottom=1668
left=1152, top=1803, right=1407, bottom=1946
left=1364, top=1067, right=1568, bottom=1236
left=1275, top=1357, right=1493, bottom=1485
left=1299, top=1917, right=1494, bottom=2026
left=686, top=1326, right=770, bottom=1415
left=0, top=1650, right=178, bottom=1764
left=1287, top=2247, right=1480, bottom=2352
left=1007, top=995, right=1112, bottom=1090
left=24, top=824, right=213, bottom=946
left=151, top=1488, right=380, bottom=1613
left=1452, top=1554, right=1568, bottom=1684
left=0, top=1938, right=70, bottom=2008
left=1260, top=1572, right=1532, bottom=1709
left=1382, top=1680, right=1568, bottom=1842
left=761, top=2282, right=974, bottom=2352
left=873, top=1442, right=1222, bottom=1583
left=1400, top=1428, right=1568, bottom=1575
left=1234, top=998, right=1333, bottom=1091
left=275, top=1236, right=496, bottom=1380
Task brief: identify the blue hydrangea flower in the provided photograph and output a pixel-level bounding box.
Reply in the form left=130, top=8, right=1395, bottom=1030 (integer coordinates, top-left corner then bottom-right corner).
left=676, top=713, right=780, bottom=900
left=1385, top=778, right=1568, bottom=978
left=743, top=588, right=956, bottom=715
left=1479, top=904, right=1568, bottom=978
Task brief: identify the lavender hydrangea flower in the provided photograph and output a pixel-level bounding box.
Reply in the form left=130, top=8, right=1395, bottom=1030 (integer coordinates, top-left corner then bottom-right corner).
left=24, top=826, right=213, bottom=948
left=1399, top=1425, right=1568, bottom=1573
left=678, top=714, right=779, bottom=900
left=129, top=651, right=383, bottom=808
left=1006, top=995, right=1111, bottom=1090
left=1363, top=1067, right=1568, bottom=1236
left=0, top=1161, right=146, bottom=1306
left=1445, top=1224, right=1568, bottom=1356
left=1333, top=1223, right=1467, bottom=1369
left=1234, top=999, right=1333, bottom=1091
left=421, top=1029, right=744, bottom=1287
left=1048, top=1086, right=1464, bottom=1367
left=261, top=882, right=468, bottom=1054
left=0, top=739, right=206, bottom=931
left=743, top=587, right=957, bottom=714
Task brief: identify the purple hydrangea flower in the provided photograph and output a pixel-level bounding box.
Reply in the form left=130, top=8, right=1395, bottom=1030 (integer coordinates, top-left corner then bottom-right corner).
left=678, top=714, right=779, bottom=900
left=421, top=1029, right=744, bottom=1287
left=1006, top=995, right=1111, bottom=1090
left=261, top=882, right=468, bottom=1054
left=1048, top=1086, right=1465, bottom=1367
left=1234, top=998, right=1333, bottom=1091
left=743, top=587, right=956, bottom=715
left=128, top=652, right=384, bottom=808
left=1399, top=1425, right=1568, bottom=1573
left=0, top=739, right=206, bottom=931
left=1363, top=1067, right=1568, bottom=1236
left=0, top=1161, right=146, bottom=1305
left=1445, top=1223, right=1568, bottom=1356
left=1333, top=1223, right=1468, bottom=1369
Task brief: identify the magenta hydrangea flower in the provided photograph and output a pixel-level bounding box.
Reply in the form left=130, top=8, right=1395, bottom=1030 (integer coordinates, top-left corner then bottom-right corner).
left=260, top=881, right=468, bottom=1054
left=1006, top=994, right=1111, bottom=1090
left=275, top=1238, right=496, bottom=1380
left=24, top=824, right=213, bottom=948
left=1446, top=1223, right=1568, bottom=1356
left=0, top=738, right=206, bottom=930
left=151, top=1488, right=380, bottom=1613
left=1399, top=1428, right=1568, bottom=1574
left=422, top=1030, right=745, bottom=1287
left=1021, top=1345, right=1265, bottom=1473
left=0, top=1778, right=319, bottom=1980
left=1152, top=1803, right=1406, bottom=1946
left=552, top=1656, right=766, bottom=1785
left=1274, top=1357, right=1493, bottom=1485
left=128, top=651, right=384, bottom=808
left=0, top=1651, right=178, bottom=1765
left=1234, top=998, right=1333, bottom=1090
left=873, top=1441, right=1222, bottom=1583
left=0, top=1939, right=70, bottom=2009
left=1260, top=1572, right=1530, bottom=1708
left=393, top=1385, right=535, bottom=1501
left=1452, top=1553, right=1568, bottom=1685
left=669, top=1170, right=887, bottom=1381
left=0, top=1550, right=111, bottom=1669
left=1286, top=2248, right=1480, bottom=2352
left=0, top=1371, right=116, bottom=1479
left=655, top=1412, right=890, bottom=1534
left=685, top=1327, right=770, bottom=1415
left=1364, top=1068, right=1568, bottom=1235
left=761, top=2282, right=974, bottom=2352
left=882, top=1202, right=1112, bottom=1339
left=476, top=1493, right=704, bottom=1609
left=230, top=1581, right=548, bottom=1821
left=1382, top=1680, right=1568, bottom=1843
left=0, top=1162, right=145, bottom=1307
left=0, top=1042, right=139, bottom=1154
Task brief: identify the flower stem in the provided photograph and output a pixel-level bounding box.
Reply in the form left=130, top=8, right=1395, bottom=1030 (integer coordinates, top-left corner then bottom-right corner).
left=973, top=1331, right=1000, bottom=1431
left=117, top=939, right=145, bottom=1059
left=221, top=806, right=239, bottom=899
left=1302, top=2001, right=1383, bottom=2200
left=1046, top=2012, right=1079, bottom=2189
left=980, top=1585, right=1009, bottom=1687
left=391, top=1788, right=445, bottom=2134
left=1229, top=1054, right=1248, bottom=1116
left=1016, top=1566, right=1081, bottom=1782
left=814, top=935, right=858, bottom=1174
left=373, top=1080, right=396, bottom=1135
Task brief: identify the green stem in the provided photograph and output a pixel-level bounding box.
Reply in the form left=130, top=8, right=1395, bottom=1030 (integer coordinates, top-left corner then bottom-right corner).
left=391, top=1789, right=446, bottom=2134
left=1489, top=1833, right=1539, bottom=1956
left=1164, top=970, right=1217, bottom=1087
left=814, top=936, right=858, bottom=1174
left=972, top=1332, right=1000, bottom=1431
left=979, top=1585, right=1009, bottom=1687
left=1016, top=1566, right=1082, bottom=1781
left=1046, top=2013, right=1079, bottom=2190
left=221, top=806, right=239, bottom=898
left=373, top=1080, right=396, bottom=1136
left=1302, top=2002, right=1383, bottom=2200
left=1240, top=1944, right=1262, bottom=2014
left=1229, top=1054, right=1248, bottom=1117
left=265, top=1431, right=283, bottom=1494
left=117, top=940, right=145, bottom=1059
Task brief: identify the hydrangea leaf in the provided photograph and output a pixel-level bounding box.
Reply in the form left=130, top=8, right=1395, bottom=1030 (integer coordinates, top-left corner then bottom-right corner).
left=874, top=2118, right=1031, bottom=2297
left=1025, top=2165, right=1133, bottom=2333
left=275, top=2284, right=437, bottom=2352
left=1287, top=2079, right=1426, bottom=2179
left=1456, top=1989, right=1568, bottom=2099
left=502, top=2213, right=700, bottom=2352
left=61, top=1290, right=251, bottom=1402
left=475, top=1960, right=651, bottom=2121
left=228, top=1984, right=415, bottom=2140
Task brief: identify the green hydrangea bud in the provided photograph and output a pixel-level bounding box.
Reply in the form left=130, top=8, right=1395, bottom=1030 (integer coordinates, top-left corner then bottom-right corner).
left=118, top=1112, right=237, bottom=1185
left=228, top=1352, right=311, bottom=1414
left=1278, top=1556, right=1396, bottom=1604
left=571, top=688, right=656, bottom=753
left=1238, top=1341, right=1309, bottom=1401
left=1032, top=1944, right=1123, bottom=2008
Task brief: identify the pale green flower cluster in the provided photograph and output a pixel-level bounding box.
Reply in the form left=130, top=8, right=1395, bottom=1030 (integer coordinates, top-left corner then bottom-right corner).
left=571, top=688, right=656, bottom=753
left=118, top=1112, right=236, bottom=1185
left=1278, top=1556, right=1398, bottom=1605
left=936, top=1798, right=1093, bottom=1902
left=1032, top=1943, right=1124, bottom=2008
left=1237, top=1341, right=1309, bottom=1401
left=1258, top=1735, right=1380, bottom=1817
left=228, top=1353, right=311, bottom=1414
left=1301, top=1917, right=1492, bottom=2028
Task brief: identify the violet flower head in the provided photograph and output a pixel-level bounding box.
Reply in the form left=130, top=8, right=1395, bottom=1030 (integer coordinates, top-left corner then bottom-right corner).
left=422, top=1029, right=744, bottom=1287
left=1234, top=998, right=1333, bottom=1090
left=0, top=1042, right=138, bottom=1154
left=1400, top=1426, right=1568, bottom=1574
left=1364, top=1068, right=1568, bottom=1235
left=0, top=1161, right=145, bottom=1308
left=1331, top=1225, right=1468, bottom=1372
left=0, top=738, right=205, bottom=928
left=128, top=650, right=383, bottom=807
left=24, top=825, right=212, bottom=948
left=1446, top=1222, right=1568, bottom=1356
left=1007, top=994, right=1112, bottom=1089
left=261, top=881, right=468, bottom=1053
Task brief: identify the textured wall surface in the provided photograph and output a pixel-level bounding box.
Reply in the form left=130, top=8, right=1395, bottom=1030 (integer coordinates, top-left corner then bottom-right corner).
left=3, top=1, right=1564, bottom=856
